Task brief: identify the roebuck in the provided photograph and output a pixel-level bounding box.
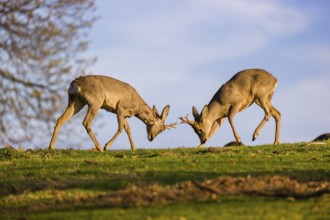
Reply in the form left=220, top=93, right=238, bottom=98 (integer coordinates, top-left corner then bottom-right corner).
left=180, top=69, right=281, bottom=147
left=49, top=75, right=177, bottom=151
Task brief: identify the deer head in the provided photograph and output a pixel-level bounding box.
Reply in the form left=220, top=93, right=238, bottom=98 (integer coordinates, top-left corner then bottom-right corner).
left=179, top=105, right=215, bottom=145
left=147, top=105, right=177, bottom=141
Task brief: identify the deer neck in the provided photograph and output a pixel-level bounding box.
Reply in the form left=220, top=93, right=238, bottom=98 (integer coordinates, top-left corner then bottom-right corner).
left=136, top=104, right=157, bottom=126
left=206, top=101, right=227, bottom=122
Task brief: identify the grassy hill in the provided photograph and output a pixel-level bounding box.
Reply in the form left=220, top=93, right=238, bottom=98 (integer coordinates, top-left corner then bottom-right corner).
left=1, top=142, right=330, bottom=219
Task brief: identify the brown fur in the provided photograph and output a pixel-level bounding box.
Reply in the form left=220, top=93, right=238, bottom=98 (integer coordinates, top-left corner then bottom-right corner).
left=180, top=69, right=281, bottom=147
left=49, top=75, right=176, bottom=151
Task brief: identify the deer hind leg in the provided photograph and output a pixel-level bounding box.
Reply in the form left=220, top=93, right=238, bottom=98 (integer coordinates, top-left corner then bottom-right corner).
left=253, top=98, right=271, bottom=142
left=83, top=105, right=103, bottom=152
left=253, top=94, right=277, bottom=143
left=49, top=97, right=85, bottom=149
left=270, top=105, right=281, bottom=144
left=228, top=104, right=243, bottom=145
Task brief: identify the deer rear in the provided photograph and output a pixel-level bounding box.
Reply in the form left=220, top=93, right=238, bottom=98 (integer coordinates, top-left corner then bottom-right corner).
left=49, top=75, right=177, bottom=151
left=180, top=69, right=281, bottom=147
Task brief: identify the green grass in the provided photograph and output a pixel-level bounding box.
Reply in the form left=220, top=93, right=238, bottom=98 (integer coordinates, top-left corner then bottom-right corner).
left=1, top=142, right=330, bottom=219
left=5, top=197, right=330, bottom=220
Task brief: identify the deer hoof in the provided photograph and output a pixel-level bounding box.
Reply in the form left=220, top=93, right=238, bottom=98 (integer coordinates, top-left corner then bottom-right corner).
left=197, top=144, right=205, bottom=148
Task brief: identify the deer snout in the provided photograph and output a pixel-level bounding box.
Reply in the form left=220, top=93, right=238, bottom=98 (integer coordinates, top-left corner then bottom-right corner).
left=148, top=134, right=154, bottom=142
left=199, top=135, right=208, bottom=145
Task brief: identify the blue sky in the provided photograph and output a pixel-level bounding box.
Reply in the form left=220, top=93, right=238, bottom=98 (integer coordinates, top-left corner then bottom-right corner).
left=74, top=0, right=330, bottom=149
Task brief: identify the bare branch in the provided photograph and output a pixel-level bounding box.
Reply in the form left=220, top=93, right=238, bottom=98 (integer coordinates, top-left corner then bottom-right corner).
left=0, top=0, right=97, bottom=145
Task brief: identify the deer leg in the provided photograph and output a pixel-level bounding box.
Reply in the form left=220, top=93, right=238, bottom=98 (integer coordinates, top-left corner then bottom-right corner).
left=197, top=144, right=205, bottom=148
left=49, top=98, right=85, bottom=149
left=83, top=106, right=103, bottom=152
left=228, top=105, right=242, bottom=145
left=123, top=119, right=137, bottom=150
left=252, top=98, right=271, bottom=141
left=270, top=105, right=281, bottom=144
left=104, top=105, right=125, bottom=151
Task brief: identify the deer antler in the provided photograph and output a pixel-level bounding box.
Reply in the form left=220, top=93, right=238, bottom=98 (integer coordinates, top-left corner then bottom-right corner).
left=166, top=122, right=178, bottom=130
left=179, top=114, right=195, bottom=125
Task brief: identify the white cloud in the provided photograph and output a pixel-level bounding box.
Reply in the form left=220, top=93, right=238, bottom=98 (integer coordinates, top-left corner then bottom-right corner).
left=76, top=0, right=326, bottom=149
left=194, top=0, right=310, bottom=34
left=91, top=0, right=312, bottom=88
left=91, top=0, right=314, bottom=102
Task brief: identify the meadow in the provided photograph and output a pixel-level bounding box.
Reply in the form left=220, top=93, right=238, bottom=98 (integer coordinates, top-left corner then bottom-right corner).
left=1, top=142, right=330, bottom=219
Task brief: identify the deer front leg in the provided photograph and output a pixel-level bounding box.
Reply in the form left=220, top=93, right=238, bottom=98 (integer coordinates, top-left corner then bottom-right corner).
left=103, top=119, right=124, bottom=151
left=123, top=119, right=137, bottom=150
left=104, top=117, right=138, bottom=150
left=104, top=103, right=126, bottom=151
left=228, top=105, right=242, bottom=145
left=83, top=106, right=103, bottom=152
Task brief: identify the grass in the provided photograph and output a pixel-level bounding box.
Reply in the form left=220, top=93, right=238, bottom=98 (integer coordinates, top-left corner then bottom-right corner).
left=1, top=142, right=330, bottom=219
left=7, top=197, right=330, bottom=220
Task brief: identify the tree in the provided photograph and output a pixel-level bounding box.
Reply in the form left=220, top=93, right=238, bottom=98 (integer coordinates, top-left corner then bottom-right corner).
left=0, top=0, right=97, bottom=145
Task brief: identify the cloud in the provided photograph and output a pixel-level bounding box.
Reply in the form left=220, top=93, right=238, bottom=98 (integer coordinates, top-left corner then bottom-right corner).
left=194, top=0, right=310, bottom=34
left=91, top=0, right=315, bottom=103
left=78, top=0, right=326, bottom=149
left=93, top=0, right=312, bottom=76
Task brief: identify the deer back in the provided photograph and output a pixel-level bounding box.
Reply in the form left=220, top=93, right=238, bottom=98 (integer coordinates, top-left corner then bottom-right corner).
left=210, top=69, right=278, bottom=109
left=69, top=75, right=145, bottom=113
left=69, top=75, right=176, bottom=141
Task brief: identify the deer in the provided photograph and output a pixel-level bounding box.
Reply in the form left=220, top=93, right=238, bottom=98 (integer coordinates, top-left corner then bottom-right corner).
left=49, top=75, right=177, bottom=152
left=179, top=69, right=281, bottom=148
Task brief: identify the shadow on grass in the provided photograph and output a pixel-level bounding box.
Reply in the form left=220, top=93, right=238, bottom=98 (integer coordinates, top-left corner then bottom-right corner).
left=1, top=168, right=329, bottom=197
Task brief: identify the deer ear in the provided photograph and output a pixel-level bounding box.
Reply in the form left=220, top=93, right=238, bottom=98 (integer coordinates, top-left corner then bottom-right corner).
left=153, top=105, right=160, bottom=117
left=192, top=106, right=199, bottom=120
left=161, top=105, right=170, bottom=121
left=201, top=105, right=208, bottom=118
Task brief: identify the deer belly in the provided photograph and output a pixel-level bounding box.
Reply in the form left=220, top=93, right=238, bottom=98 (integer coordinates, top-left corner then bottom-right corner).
left=239, top=99, right=255, bottom=112
left=102, top=98, right=117, bottom=113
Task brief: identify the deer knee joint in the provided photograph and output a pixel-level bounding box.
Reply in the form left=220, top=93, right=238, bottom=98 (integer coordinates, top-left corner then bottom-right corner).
left=276, top=112, right=281, bottom=120
left=85, top=127, right=92, bottom=133
left=83, top=121, right=91, bottom=132
left=264, top=115, right=271, bottom=121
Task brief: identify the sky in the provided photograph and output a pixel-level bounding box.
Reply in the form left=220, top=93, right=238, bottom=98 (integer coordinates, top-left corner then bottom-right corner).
left=66, top=0, right=330, bottom=150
